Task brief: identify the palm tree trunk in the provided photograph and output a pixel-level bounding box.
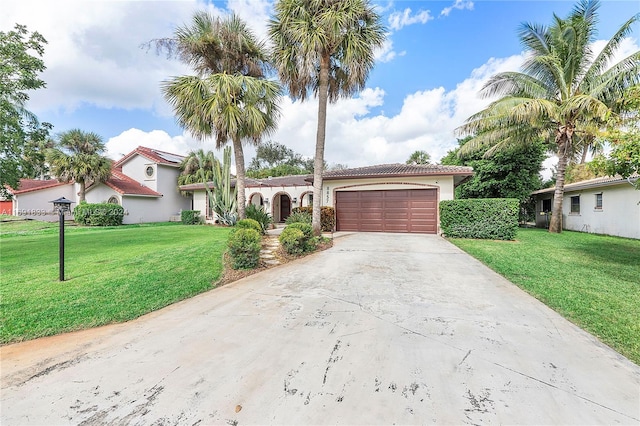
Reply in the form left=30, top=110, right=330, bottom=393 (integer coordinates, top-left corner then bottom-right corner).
left=232, top=135, right=247, bottom=220
left=78, top=180, right=86, bottom=203
left=549, top=139, right=569, bottom=233
left=312, top=54, right=331, bottom=236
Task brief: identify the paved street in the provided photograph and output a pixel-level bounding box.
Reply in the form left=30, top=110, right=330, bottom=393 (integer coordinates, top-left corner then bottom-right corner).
left=2, top=233, right=639, bottom=425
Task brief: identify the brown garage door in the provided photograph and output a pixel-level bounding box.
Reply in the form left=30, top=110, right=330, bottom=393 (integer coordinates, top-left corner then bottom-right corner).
left=335, top=189, right=438, bottom=234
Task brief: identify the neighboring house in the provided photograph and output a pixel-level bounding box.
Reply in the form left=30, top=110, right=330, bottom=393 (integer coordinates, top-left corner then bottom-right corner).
left=531, top=175, right=640, bottom=239
left=182, top=163, right=473, bottom=234
left=7, top=146, right=191, bottom=224
left=86, top=146, right=191, bottom=224
left=7, top=179, right=75, bottom=221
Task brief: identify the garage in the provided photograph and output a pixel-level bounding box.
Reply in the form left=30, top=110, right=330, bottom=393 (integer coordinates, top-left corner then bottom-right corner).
left=335, top=189, right=438, bottom=234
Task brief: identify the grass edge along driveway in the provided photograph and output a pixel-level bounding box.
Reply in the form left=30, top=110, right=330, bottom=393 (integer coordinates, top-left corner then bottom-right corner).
left=1, top=221, right=231, bottom=344
left=449, top=228, right=640, bottom=365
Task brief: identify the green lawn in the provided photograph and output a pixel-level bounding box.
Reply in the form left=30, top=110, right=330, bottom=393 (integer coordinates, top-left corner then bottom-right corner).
left=1, top=220, right=231, bottom=344
left=449, top=228, right=640, bottom=365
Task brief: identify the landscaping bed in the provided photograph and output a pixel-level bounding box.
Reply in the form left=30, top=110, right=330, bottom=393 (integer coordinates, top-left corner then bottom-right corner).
left=449, top=228, right=640, bottom=365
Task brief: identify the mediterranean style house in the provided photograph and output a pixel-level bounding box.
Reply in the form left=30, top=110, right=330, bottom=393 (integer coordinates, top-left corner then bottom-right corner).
left=181, top=163, right=474, bottom=234
left=7, top=146, right=191, bottom=224
left=531, top=175, right=640, bottom=239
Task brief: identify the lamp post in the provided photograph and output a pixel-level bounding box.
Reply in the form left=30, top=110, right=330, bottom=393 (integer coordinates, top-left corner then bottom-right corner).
left=50, top=197, right=74, bottom=281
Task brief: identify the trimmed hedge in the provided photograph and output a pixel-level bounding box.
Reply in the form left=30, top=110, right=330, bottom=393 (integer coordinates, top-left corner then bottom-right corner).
left=236, top=218, right=262, bottom=234
left=292, top=206, right=335, bottom=232
left=279, top=222, right=317, bottom=254
left=440, top=198, right=519, bottom=240
left=73, top=202, right=124, bottom=226
left=181, top=210, right=202, bottom=225
left=227, top=228, right=261, bottom=269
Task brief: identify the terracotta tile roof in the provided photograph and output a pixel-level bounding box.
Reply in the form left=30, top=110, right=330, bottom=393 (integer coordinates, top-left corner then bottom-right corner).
left=531, top=174, right=639, bottom=195
left=100, top=166, right=162, bottom=197
left=10, top=179, right=71, bottom=194
left=114, top=146, right=185, bottom=168
left=320, top=163, right=474, bottom=180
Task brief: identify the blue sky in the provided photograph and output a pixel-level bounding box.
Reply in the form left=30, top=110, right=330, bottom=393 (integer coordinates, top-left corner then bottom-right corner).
left=3, top=0, right=639, bottom=170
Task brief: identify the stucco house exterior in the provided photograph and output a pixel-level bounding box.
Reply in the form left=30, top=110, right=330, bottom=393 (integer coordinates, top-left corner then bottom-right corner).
left=7, top=146, right=191, bottom=224
left=531, top=175, right=640, bottom=239
left=182, top=163, right=473, bottom=234
left=85, top=146, right=191, bottom=224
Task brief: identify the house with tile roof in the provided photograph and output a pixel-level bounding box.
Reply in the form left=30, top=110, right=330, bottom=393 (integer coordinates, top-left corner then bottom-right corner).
left=181, top=163, right=473, bottom=234
left=531, top=175, right=640, bottom=239
left=7, top=146, right=191, bottom=224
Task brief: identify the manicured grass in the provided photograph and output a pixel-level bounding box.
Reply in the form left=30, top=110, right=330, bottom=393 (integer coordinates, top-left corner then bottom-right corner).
left=1, top=221, right=231, bottom=344
left=449, top=228, right=640, bottom=365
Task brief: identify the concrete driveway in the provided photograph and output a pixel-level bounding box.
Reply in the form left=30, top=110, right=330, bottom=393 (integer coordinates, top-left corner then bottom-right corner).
left=2, top=233, right=639, bottom=425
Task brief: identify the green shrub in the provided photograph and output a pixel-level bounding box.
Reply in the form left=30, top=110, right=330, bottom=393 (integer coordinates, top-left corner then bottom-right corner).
left=280, top=222, right=318, bottom=254
left=285, top=210, right=311, bottom=225
left=245, top=204, right=271, bottom=234
left=440, top=198, right=519, bottom=240
left=279, top=227, right=306, bottom=255
left=73, top=202, right=124, bottom=226
left=291, top=206, right=336, bottom=232
left=236, top=218, right=262, bottom=234
left=227, top=228, right=261, bottom=269
left=181, top=210, right=202, bottom=225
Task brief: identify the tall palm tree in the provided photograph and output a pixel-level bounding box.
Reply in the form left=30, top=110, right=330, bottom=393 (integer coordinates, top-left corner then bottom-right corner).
left=457, top=0, right=639, bottom=233
left=160, top=12, right=280, bottom=219
left=46, top=129, right=112, bottom=202
left=178, top=149, right=216, bottom=186
left=269, top=0, right=385, bottom=235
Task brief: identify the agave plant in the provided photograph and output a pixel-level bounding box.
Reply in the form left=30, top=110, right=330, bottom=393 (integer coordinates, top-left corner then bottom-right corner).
left=207, top=146, right=237, bottom=225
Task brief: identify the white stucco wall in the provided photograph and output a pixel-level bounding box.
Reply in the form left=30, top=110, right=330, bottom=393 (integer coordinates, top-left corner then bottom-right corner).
left=85, top=184, right=119, bottom=205
left=156, top=165, right=191, bottom=217
left=121, top=155, right=157, bottom=191
left=563, top=185, right=639, bottom=239
left=13, top=184, right=75, bottom=221
left=323, top=176, right=455, bottom=205
left=535, top=183, right=640, bottom=239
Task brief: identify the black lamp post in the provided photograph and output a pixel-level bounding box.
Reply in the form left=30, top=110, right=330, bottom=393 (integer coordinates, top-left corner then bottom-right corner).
left=50, top=197, right=74, bottom=281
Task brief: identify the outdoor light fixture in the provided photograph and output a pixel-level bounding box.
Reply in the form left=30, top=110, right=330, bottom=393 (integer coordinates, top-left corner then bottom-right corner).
left=50, top=197, right=74, bottom=281
left=264, top=197, right=269, bottom=203
left=293, top=197, right=298, bottom=204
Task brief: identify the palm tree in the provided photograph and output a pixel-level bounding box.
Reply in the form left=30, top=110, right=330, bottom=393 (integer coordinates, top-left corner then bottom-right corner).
left=46, top=129, right=112, bottom=202
left=178, top=149, right=216, bottom=186
left=159, top=12, right=280, bottom=219
left=406, top=150, right=431, bottom=165
left=269, top=0, right=386, bottom=235
left=457, top=0, right=639, bottom=233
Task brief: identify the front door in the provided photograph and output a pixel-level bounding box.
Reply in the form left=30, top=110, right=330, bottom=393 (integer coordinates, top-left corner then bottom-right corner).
left=280, top=195, right=291, bottom=222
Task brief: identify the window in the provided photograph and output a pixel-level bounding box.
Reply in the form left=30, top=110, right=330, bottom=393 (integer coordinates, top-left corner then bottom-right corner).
left=145, top=166, right=154, bottom=178
left=107, top=196, right=119, bottom=205
left=595, top=193, right=603, bottom=210
left=542, top=199, right=552, bottom=213
left=570, top=196, right=580, bottom=214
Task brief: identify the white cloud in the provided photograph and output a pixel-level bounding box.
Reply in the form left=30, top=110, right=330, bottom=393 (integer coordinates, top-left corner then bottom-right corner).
left=388, top=8, right=433, bottom=31
left=106, top=128, right=203, bottom=160
left=441, top=0, right=474, bottom=17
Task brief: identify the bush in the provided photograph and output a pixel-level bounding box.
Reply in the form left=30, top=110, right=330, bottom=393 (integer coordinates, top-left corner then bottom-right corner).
left=291, top=206, right=335, bottom=232
left=440, top=198, right=519, bottom=240
left=279, top=227, right=306, bottom=255
left=236, top=218, right=262, bottom=234
left=227, top=228, right=261, bottom=269
left=245, top=204, right=271, bottom=234
left=280, top=222, right=317, bottom=254
left=73, top=202, right=124, bottom=226
left=181, top=210, right=202, bottom=225
left=285, top=210, right=311, bottom=225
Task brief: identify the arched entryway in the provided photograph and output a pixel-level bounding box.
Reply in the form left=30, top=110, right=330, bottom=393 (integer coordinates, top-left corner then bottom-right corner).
left=272, top=192, right=292, bottom=222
